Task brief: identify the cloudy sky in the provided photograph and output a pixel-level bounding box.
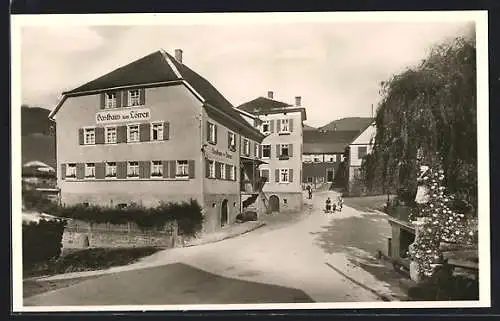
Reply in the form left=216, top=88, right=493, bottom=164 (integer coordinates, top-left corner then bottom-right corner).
left=19, top=16, right=473, bottom=127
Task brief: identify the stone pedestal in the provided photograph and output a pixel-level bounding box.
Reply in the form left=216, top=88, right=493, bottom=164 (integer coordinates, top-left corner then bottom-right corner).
left=408, top=217, right=428, bottom=283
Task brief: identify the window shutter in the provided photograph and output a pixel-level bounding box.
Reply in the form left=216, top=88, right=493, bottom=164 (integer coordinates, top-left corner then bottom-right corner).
left=140, top=88, right=146, bottom=105
left=139, top=161, right=150, bottom=179
left=162, top=161, right=169, bottom=178
left=275, top=169, right=280, bottom=182
left=188, top=160, right=195, bottom=178
left=117, top=162, right=127, bottom=179
left=76, top=163, right=85, bottom=179
left=122, top=91, right=129, bottom=107
left=140, top=123, right=151, bottom=142
left=100, top=93, right=105, bottom=109
left=117, top=126, right=127, bottom=143
left=262, top=169, right=269, bottom=180
left=169, top=160, right=176, bottom=178
left=206, top=121, right=210, bottom=143
left=289, top=118, right=294, bottom=132
left=115, top=91, right=122, bottom=108
left=78, top=128, right=84, bottom=145
left=289, top=168, right=294, bottom=182
left=289, top=144, right=293, bottom=157
left=95, top=162, right=105, bottom=179
left=214, top=125, right=218, bottom=144
left=225, top=163, right=231, bottom=180
left=227, top=132, right=231, bottom=149
left=163, top=122, right=170, bottom=140
left=215, top=161, right=221, bottom=179
left=95, top=127, right=105, bottom=144
left=61, top=164, right=66, bottom=180
left=270, top=120, right=274, bottom=133
left=205, top=158, right=210, bottom=178
left=276, top=144, right=280, bottom=158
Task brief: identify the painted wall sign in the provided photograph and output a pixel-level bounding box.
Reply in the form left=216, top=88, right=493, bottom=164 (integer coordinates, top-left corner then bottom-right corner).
left=96, top=108, right=151, bottom=124
left=209, top=146, right=233, bottom=160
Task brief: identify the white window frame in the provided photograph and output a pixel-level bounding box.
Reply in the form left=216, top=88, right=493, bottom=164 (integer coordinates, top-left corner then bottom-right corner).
left=151, top=122, right=164, bottom=141
left=127, top=161, right=139, bottom=178
left=85, top=163, right=95, bottom=178
left=66, top=163, right=76, bottom=179
left=220, top=163, right=226, bottom=179
left=261, top=120, right=270, bottom=134
left=280, top=168, right=290, bottom=183
left=127, top=124, right=140, bottom=143
left=280, top=144, right=289, bottom=157
left=254, top=144, right=260, bottom=158
left=84, top=127, right=96, bottom=145
left=105, top=92, right=117, bottom=109
left=105, top=162, right=117, bottom=178
left=279, top=119, right=289, bottom=133
left=229, top=132, right=236, bottom=150
left=208, top=122, right=216, bottom=144
left=244, top=139, right=250, bottom=156
left=105, top=126, right=117, bottom=144
left=176, top=160, right=189, bottom=177
left=230, top=165, right=236, bottom=181
left=208, top=160, right=215, bottom=178
left=151, top=161, right=163, bottom=178
left=262, top=144, right=271, bottom=159
left=128, top=89, right=141, bottom=107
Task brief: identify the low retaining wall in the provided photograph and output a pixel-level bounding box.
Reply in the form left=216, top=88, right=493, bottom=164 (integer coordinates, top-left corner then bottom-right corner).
left=62, top=219, right=178, bottom=249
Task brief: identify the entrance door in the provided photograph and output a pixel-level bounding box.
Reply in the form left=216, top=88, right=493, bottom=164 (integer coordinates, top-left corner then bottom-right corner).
left=326, top=169, right=334, bottom=182
left=269, top=195, right=280, bottom=212
left=221, top=199, right=228, bottom=227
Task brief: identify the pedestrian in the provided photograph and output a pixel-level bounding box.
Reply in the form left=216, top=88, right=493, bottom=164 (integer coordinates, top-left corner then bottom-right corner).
left=325, top=197, right=332, bottom=213
left=336, top=193, right=344, bottom=212
left=308, top=185, right=313, bottom=199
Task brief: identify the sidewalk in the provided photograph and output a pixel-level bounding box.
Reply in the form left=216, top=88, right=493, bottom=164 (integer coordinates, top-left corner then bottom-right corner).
left=181, top=221, right=266, bottom=247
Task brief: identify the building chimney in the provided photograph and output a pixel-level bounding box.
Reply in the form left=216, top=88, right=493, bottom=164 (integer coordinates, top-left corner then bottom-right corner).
left=295, top=96, right=302, bottom=107
left=267, top=91, right=274, bottom=99
left=174, top=49, right=183, bottom=64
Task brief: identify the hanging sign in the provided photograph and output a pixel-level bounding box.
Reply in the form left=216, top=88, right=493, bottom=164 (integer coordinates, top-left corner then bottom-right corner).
left=96, top=108, right=151, bottom=124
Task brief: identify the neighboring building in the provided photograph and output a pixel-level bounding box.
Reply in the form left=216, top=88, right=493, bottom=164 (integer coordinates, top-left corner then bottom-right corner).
left=302, top=130, right=360, bottom=188
left=49, top=49, right=264, bottom=233
left=345, top=120, right=376, bottom=187
left=318, top=117, right=374, bottom=132
left=236, top=91, right=306, bottom=213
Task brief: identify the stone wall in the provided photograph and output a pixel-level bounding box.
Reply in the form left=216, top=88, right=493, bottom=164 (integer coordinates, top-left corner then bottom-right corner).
left=62, top=219, right=178, bottom=249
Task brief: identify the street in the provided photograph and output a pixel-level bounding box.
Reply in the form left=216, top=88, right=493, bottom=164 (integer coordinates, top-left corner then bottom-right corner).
left=24, top=191, right=404, bottom=306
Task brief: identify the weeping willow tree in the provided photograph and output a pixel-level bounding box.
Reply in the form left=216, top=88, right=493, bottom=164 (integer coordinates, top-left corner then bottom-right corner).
left=364, top=34, right=477, bottom=217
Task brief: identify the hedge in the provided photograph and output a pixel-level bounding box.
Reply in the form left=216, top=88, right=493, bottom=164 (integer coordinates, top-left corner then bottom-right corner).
left=23, top=219, right=66, bottom=267
left=49, top=199, right=204, bottom=236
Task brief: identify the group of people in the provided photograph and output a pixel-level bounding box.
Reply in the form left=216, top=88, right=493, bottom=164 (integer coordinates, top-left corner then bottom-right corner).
left=305, top=185, right=344, bottom=214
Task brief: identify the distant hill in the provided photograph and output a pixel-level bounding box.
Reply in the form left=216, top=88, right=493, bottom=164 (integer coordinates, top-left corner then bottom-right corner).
left=21, top=106, right=56, bottom=169
left=318, top=117, right=374, bottom=132
left=303, top=124, right=316, bottom=131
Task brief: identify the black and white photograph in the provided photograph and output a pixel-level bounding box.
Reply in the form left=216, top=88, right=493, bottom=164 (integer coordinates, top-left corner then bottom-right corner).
left=11, top=11, right=490, bottom=311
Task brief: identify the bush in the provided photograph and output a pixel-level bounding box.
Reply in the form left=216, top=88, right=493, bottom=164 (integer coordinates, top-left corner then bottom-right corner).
left=23, top=219, right=66, bottom=267
left=22, top=189, right=58, bottom=213
left=48, top=199, right=203, bottom=236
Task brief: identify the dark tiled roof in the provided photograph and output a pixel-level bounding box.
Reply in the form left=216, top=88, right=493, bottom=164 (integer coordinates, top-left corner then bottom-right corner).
left=60, top=50, right=263, bottom=142
left=236, top=97, right=293, bottom=113
left=64, top=51, right=179, bottom=94
left=319, top=117, right=374, bottom=132
left=303, top=130, right=361, bottom=154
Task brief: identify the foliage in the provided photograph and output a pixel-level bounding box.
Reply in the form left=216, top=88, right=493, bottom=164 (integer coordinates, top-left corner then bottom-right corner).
left=364, top=36, right=477, bottom=215
left=22, top=188, right=58, bottom=213
left=409, top=162, right=476, bottom=277
left=24, top=247, right=160, bottom=278
left=49, top=199, right=204, bottom=236
left=23, top=219, right=66, bottom=267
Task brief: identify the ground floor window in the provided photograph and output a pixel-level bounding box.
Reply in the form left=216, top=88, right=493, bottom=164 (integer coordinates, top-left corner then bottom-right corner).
left=176, top=160, right=189, bottom=177
left=106, top=162, right=117, bottom=178
left=280, top=169, right=289, bottom=183
left=85, top=163, right=95, bottom=178
left=66, top=163, right=76, bottom=178
left=127, top=161, right=139, bottom=178
left=151, top=161, right=163, bottom=177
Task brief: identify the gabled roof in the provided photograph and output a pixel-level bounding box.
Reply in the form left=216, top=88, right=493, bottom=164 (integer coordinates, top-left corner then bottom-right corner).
left=236, top=96, right=292, bottom=113
left=319, top=117, right=374, bottom=132
left=303, top=130, right=361, bottom=154
left=53, top=49, right=264, bottom=142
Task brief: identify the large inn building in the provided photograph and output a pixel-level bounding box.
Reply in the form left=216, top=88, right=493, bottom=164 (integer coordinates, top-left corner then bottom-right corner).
left=49, top=49, right=265, bottom=232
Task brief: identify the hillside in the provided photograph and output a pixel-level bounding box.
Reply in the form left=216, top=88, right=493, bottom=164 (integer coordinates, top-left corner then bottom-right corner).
left=21, top=106, right=56, bottom=168
left=318, top=117, right=374, bottom=132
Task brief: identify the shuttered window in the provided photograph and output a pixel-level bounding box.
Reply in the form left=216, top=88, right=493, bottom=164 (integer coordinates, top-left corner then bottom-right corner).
left=151, top=122, right=164, bottom=141
left=176, top=160, right=189, bottom=177
left=127, top=161, right=140, bottom=178
left=105, top=126, right=117, bottom=144
left=151, top=161, right=163, bottom=177
left=127, top=124, right=140, bottom=142
left=84, top=128, right=95, bottom=145
left=66, top=163, right=76, bottom=179
left=105, top=162, right=117, bottom=178
left=85, top=163, right=95, bottom=178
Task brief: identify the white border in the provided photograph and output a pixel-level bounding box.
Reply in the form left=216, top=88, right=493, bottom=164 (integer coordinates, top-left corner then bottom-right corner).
left=11, top=11, right=490, bottom=312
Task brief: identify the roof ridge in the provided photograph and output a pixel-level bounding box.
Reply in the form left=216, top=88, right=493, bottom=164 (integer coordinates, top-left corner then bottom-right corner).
left=159, top=49, right=183, bottom=79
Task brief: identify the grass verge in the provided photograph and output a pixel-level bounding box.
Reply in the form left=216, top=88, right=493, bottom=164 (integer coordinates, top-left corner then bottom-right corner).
left=342, top=195, right=395, bottom=213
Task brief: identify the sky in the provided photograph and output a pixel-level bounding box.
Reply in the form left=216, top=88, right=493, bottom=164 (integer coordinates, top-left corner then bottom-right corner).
left=19, top=17, right=473, bottom=128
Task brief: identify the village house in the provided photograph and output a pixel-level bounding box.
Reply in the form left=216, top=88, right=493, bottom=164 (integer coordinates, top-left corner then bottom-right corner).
left=345, top=120, right=376, bottom=189
left=49, top=49, right=264, bottom=233
left=236, top=91, right=306, bottom=213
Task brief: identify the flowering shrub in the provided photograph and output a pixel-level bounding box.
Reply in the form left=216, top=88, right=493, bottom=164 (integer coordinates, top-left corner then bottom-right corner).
left=409, top=163, right=475, bottom=277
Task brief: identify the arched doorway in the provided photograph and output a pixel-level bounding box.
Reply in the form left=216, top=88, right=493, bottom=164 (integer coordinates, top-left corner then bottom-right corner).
left=269, top=195, right=280, bottom=212
left=221, top=199, right=228, bottom=227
